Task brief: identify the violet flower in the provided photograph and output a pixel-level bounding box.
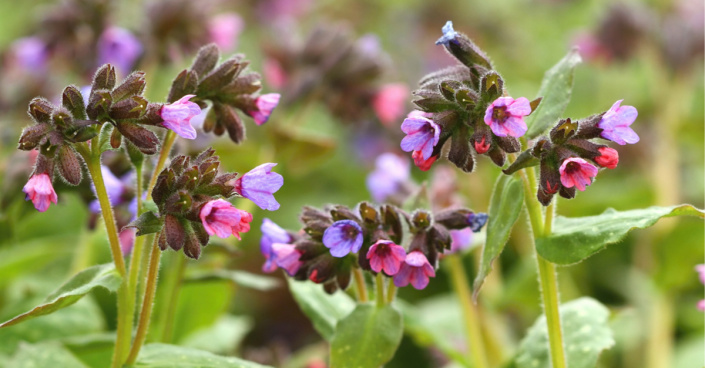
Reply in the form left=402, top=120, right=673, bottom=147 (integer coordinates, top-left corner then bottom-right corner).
left=23, top=172, right=57, bottom=212
left=367, top=240, right=406, bottom=275
left=400, top=116, right=440, bottom=160
left=597, top=100, right=639, bottom=145
left=483, top=96, right=531, bottom=137
left=467, top=213, right=489, bottom=232
left=449, top=228, right=473, bottom=254
left=10, top=37, right=48, bottom=71
left=366, top=153, right=410, bottom=203
left=322, top=220, right=363, bottom=257
left=272, top=243, right=303, bottom=276
left=260, top=218, right=292, bottom=273
left=97, top=27, right=143, bottom=77
left=393, top=251, right=436, bottom=290
left=435, top=21, right=458, bottom=46
left=234, top=163, right=284, bottom=211
left=559, top=157, right=598, bottom=191
left=208, top=13, right=244, bottom=53
left=160, top=94, right=201, bottom=139
left=249, top=93, right=281, bottom=125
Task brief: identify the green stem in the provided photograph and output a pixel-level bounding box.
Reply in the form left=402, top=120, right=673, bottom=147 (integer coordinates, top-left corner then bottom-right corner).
left=124, top=163, right=145, bottom=362
left=446, top=255, right=488, bottom=368
left=353, top=268, right=368, bottom=303
left=126, top=235, right=162, bottom=364
left=375, top=273, right=385, bottom=308
left=159, top=254, right=187, bottom=342
left=386, top=280, right=397, bottom=304
left=146, top=131, right=176, bottom=200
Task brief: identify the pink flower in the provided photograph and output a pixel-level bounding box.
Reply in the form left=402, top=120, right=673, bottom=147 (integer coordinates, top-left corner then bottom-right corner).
left=372, top=83, right=409, bottom=126
left=263, top=58, right=288, bottom=89
left=594, top=147, right=619, bottom=169
left=474, top=136, right=491, bottom=154
left=23, top=173, right=57, bottom=212
left=199, top=199, right=251, bottom=239
left=160, top=94, right=201, bottom=139
left=367, top=240, right=407, bottom=275
left=232, top=209, right=253, bottom=240
left=393, top=251, right=436, bottom=290
left=272, top=243, right=303, bottom=276
left=598, top=100, right=639, bottom=145
left=412, top=150, right=437, bottom=171
left=559, top=157, right=598, bottom=191
left=483, top=96, right=531, bottom=137
left=208, top=13, right=244, bottom=53
left=249, top=93, right=281, bottom=125
left=119, top=228, right=136, bottom=256
left=696, top=264, right=705, bottom=284
left=400, top=116, right=440, bottom=160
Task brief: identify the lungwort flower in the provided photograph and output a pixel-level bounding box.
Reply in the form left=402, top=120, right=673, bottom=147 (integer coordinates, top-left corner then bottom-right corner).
left=559, top=157, right=598, bottom=191
left=367, top=240, right=406, bottom=275
left=233, top=163, right=284, bottom=211
left=393, top=251, right=436, bottom=290
left=322, top=220, right=363, bottom=257
left=400, top=116, right=440, bottom=160
left=260, top=218, right=292, bottom=272
left=23, top=172, right=57, bottom=212
left=483, top=96, right=531, bottom=137
left=597, top=99, right=639, bottom=145
left=160, top=94, right=201, bottom=139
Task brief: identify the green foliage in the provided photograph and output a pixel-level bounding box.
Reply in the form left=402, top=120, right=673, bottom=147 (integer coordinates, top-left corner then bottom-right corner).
left=473, top=174, right=524, bottom=298
left=330, top=304, right=404, bottom=368
left=287, top=279, right=355, bottom=341
left=7, top=342, right=89, bottom=368
left=126, top=211, right=163, bottom=236
left=515, top=297, right=614, bottom=368
left=130, top=343, right=272, bottom=367
left=524, top=49, right=582, bottom=139
left=537, top=205, right=705, bottom=265
left=180, top=315, right=253, bottom=355
left=186, top=270, right=280, bottom=291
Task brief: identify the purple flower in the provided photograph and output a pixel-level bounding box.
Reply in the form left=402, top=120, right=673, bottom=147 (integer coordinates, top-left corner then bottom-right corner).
left=559, top=157, right=598, bottom=191
left=467, top=212, right=489, bottom=232
left=449, top=228, right=473, bottom=254
left=160, top=94, right=201, bottom=139
left=483, top=96, right=531, bottom=137
left=23, top=173, right=57, bottom=212
left=367, top=240, right=406, bottom=275
left=260, top=218, right=292, bottom=273
left=199, top=199, right=243, bottom=238
left=90, top=166, right=129, bottom=213
left=435, top=21, right=458, bottom=46
left=10, top=37, right=48, bottom=71
left=597, top=100, right=639, bottom=145
left=208, top=13, right=244, bottom=53
left=393, top=251, right=436, bottom=290
left=249, top=93, right=281, bottom=125
left=234, top=163, right=284, bottom=211
left=366, top=153, right=410, bottom=203
left=322, top=220, right=363, bottom=257
left=400, top=116, right=440, bottom=160
left=97, top=27, right=143, bottom=77
left=272, top=243, right=303, bottom=276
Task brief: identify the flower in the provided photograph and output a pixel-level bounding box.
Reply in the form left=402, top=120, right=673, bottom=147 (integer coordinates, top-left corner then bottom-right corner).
left=366, top=240, right=406, bottom=275
left=263, top=58, right=287, bottom=89
left=199, top=199, right=251, bottom=239
left=160, top=94, right=201, bottom=139
left=467, top=212, right=489, bottom=232
left=23, top=172, right=57, bottom=212
left=372, top=84, right=409, bottom=126
left=260, top=218, right=292, bottom=273
left=366, top=153, right=410, bottom=203
left=232, top=210, right=253, bottom=240
left=233, top=163, right=284, bottom=211
left=597, top=100, right=639, bottom=145
left=559, top=157, right=598, bottom=191
left=97, top=27, right=143, bottom=77
left=412, top=151, right=437, bottom=171
left=594, top=147, right=619, bottom=169
left=119, top=228, right=136, bottom=256
left=10, top=37, right=48, bottom=71
left=435, top=21, right=458, bottom=46
left=474, top=136, right=491, bottom=154
left=208, top=13, right=244, bottom=53
left=322, top=220, right=363, bottom=257
left=249, top=93, right=281, bottom=125
left=449, top=228, right=473, bottom=253
left=483, top=96, right=531, bottom=137
left=393, top=251, right=436, bottom=290
left=271, top=243, right=303, bottom=276
left=407, top=110, right=433, bottom=119
left=400, top=116, right=440, bottom=160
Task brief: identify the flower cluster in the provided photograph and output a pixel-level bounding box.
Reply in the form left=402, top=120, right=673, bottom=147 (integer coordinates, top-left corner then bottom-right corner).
left=260, top=202, right=487, bottom=293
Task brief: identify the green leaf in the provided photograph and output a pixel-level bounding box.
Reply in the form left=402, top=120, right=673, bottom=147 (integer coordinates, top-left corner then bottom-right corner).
left=537, top=205, right=704, bottom=265
left=185, top=270, right=281, bottom=291
left=131, top=343, right=272, bottom=367
left=125, top=211, right=163, bottom=236
left=330, top=304, right=404, bottom=368
left=180, top=315, right=253, bottom=355
left=8, top=342, right=89, bottom=368
left=62, top=333, right=116, bottom=368
left=0, top=237, right=74, bottom=288
left=0, top=264, right=121, bottom=328
left=473, top=174, right=524, bottom=299
left=524, top=49, right=582, bottom=139
left=287, top=279, right=355, bottom=341
left=97, top=123, right=116, bottom=153
left=515, top=297, right=614, bottom=368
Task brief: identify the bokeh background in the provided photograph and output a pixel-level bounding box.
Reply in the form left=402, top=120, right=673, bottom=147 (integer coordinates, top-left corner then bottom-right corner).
left=0, top=0, right=702, bottom=367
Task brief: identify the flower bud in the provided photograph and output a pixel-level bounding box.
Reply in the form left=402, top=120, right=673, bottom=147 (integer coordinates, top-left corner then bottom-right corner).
left=57, top=145, right=83, bottom=186
left=62, top=85, right=87, bottom=120
left=112, top=71, right=147, bottom=101
left=190, top=43, right=220, bottom=79
left=164, top=214, right=186, bottom=251
left=92, top=64, right=117, bottom=92
left=18, top=123, right=51, bottom=151
left=115, top=121, right=159, bottom=155
left=28, top=98, right=54, bottom=124
left=435, top=21, right=492, bottom=70
left=594, top=147, right=619, bottom=169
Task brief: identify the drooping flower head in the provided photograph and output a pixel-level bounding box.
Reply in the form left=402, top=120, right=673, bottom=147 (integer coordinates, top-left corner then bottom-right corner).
left=271, top=243, right=303, bottom=276
left=594, top=147, right=619, bottom=169
left=160, top=94, right=201, bottom=139
left=322, top=220, right=363, bottom=257
left=249, top=93, right=281, bottom=125
left=597, top=100, right=639, bottom=145
left=23, top=172, right=57, bottom=212
left=400, top=116, right=440, bottom=160
left=199, top=199, right=242, bottom=238
left=393, top=251, right=436, bottom=290
left=97, top=27, right=143, bottom=77
left=483, top=96, right=531, bottom=138
left=366, top=153, right=410, bottom=203
left=435, top=21, right=458, bottom=46
left=412, top=151, right=437, bottom=171
left=260, top=218, right=292, bottom=273
left=366, top=240, right=406, bottom=275
left=559, top=157, right=598, bottom=191
left=372, top=83, right=409, bottom=126
left=233, top=163, right=284, bottom=211
left=207, top=13, right=244, bottom=53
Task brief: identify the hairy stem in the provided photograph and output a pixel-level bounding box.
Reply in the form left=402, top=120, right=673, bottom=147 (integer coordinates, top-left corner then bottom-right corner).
left=353, top=268, right=369, bottom=303
left=446, top=255, right=488, bottom=368
left=375, top=273, right=386, bottom=308
left=159, top=254, right=187, bottom=342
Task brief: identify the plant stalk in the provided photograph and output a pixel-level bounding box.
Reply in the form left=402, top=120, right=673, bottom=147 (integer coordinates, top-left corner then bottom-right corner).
left=353, top=268, right=369, bottom=303
left=386, top=280, right=397, bottom=304
left=375, top=273, right=386, bottom=308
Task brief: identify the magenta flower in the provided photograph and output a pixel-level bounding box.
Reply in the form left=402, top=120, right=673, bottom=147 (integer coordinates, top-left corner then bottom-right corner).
left=234, top=163, right=284, bottom=211
left=367, top=240, right=406, bottom=275
left=272, top=243, right=303, bottom=276
left=474, top=136, right=491, bottom=154
left=23, top=172, right=57, bottom=212
left=322, top=220, right=363, bottom=257
left=372, top=83, right=409, bottom=126
left=249, top=93, right=281, bottom=125
left=366, top=153, right=410, bottom=203
left=597, top=100, right=639, bottom=145
left=260, top=218, right=292, bottom=273
left=160, top=94, right=201, bottom=139
left=199, top=199, right=253, bottom=240
left=208, top=13, right=244, bottom=53
left=400, top=116, right=440, bottom=160
left=97, top=27, right=143, bottom=77
left=412, top=150, right=437, bottom=171
left=594, top=147, right=619, bottom=169
left=393, top=251, right=436, bottom=290
left=483, top=96, right=531, bottom=137
left=232, top=210, right=253, bottom=240
left=559, top=157, right=598, bottom=191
